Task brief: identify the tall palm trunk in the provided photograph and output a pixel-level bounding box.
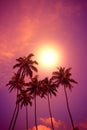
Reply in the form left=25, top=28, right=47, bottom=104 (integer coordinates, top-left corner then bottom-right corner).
left=9, top=90, right=19, bottom=130
left=12, top=90, right=19, bottom=130
left=12, top=103, right=19, bottom=130
left=9, top=104, right=17, bottom=130
left=47, top=94, right=55, bottom=130
left=64, top=85, right=75, bottom=130
left=26, top=106, right=28, bottom=130
left=34, top=94, right=38, bottom=130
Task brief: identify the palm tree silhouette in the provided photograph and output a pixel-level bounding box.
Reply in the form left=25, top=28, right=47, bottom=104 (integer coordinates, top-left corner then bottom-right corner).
left=16, top=90, right=33, bottom=130
left=7, top=73, right=25, bottom=130
left=7, top=73, right=25, bottom=92
left=7, top=53, right=38, bottom=130
left=52, top=67, right=77, bottom=130
left=13, top=53, right=38, bottom=78
left=40, top=77, right=57, bottom=130
left=27, top=75, right=40, bottom=130
left=13, top=53, right=38, bottom=129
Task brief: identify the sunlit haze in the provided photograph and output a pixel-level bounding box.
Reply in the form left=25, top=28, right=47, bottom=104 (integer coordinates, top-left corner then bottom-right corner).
left=35, top=41, right=63, bottom=76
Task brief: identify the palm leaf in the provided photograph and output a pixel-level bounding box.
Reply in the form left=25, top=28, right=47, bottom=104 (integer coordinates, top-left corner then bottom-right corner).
left=52, top=71, right=59, bottom=75
left=30, top=65, right=38, bottom=72
left=32, top=60, right=38, bottom=65
left=27, top=53, right=34, bottom=59
left=16, top=57, right=24, bottom=62
left=69, top=78, right=78, bottom=84
left=13, top=63, right=21, bottom=69
left=65, top=67, right=72, bottom=71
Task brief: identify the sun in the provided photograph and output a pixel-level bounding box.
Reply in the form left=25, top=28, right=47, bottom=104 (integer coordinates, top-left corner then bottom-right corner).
left=36, top=42, right=62, bottom=71
left=40, top=48, right=58, bottom=67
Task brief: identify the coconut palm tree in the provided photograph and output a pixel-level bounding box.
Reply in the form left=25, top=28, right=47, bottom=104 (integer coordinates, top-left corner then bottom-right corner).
left=7, top=73, right=25, bottom=130
left=27, top=75, right=40, bottom=130
left=52, top=67, right=78, bottom=130
left=7, top=73, right=25, bottom=92
left=40, top=77, right=57, bottom=130
left=7, top=54, right=38, bottom=130
left=16, top=90, right=33, bottom=130
left=13, top=53, right=38, bottom=78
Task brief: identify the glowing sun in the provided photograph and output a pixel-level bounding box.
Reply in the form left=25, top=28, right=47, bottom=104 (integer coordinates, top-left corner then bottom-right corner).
left=40, top=48, right=58, bottom=67
left=36, top=43, right=62, bottom=70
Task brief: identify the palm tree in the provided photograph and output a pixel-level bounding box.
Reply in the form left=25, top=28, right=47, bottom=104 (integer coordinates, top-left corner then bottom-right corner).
left=7, top=73, right=25, bottom=92
left=52, top=67, right=78, bottom=130
left=13, top=53, right=38, bottom=78
left=7, top=73, right=25, bottom=130
left=27, top=75, right=40, bottom=130
left=40, top=77, right=57, bottom=130
left=16, top=90, right=33, bottom=130
left=7, top=54, right=38, bottom=130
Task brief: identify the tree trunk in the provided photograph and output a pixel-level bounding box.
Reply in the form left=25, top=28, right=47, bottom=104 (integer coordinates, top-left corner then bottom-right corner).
left=9, top=90, right=19, bottom=130
left=64, top=86, right=75, bottom=130
left=26, top=106, right=28, bottom=130
left=47, top=95, right=55, bottom=130
left=34, top=95, right=38, bottom=130
left=12, top=103, right=19, bottom=130
left=12, top=89, right=19, bottom=130
left=9, top=105, right=17, bottom=130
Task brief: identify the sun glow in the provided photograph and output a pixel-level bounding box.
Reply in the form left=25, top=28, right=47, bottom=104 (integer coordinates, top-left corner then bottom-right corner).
left=36, top=42, right=62, bottom=71
left=40, top=48, right=58, bottom=67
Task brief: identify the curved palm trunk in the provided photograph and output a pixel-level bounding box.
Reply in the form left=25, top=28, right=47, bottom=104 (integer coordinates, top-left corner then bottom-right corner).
left=26, top=106, right=28, bottom=130
left=9, top=90, right=19, bottom=130
left=11, top=89, right=20, bottom=130
left=9, top=104, right=17, bottom=130
left=64, top=86, right=75, bottom=130
left=12, top=103, right=19, bottom=130
left=34, top=95, right=38, bottom=130
left=47, top=95, right=55, bottom=130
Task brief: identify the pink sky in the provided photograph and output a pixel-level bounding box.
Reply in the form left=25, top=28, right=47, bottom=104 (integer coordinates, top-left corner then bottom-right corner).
left=0, top=0, right=87, bottom=130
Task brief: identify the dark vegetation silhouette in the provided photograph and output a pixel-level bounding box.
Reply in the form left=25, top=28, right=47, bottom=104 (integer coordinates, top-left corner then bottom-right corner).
left=27, top=75, right=41, bottom=130
left=16, top=90, right=32, bottom=130
left=7, top=73, right=24, bottom=130
left=7, top=54, right=78, bottom=130
left=7, top=54, right=38, bottom=130
left=40, top=77, right=57, bottom=130
left=52, top=67, right=78, bottom=130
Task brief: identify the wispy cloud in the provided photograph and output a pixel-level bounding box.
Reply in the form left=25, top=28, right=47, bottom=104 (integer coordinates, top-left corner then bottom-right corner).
left=28, top=117, right=67, bottom=130
left=0, top=51, right=14, bottom=59
left=40, top=117, right=65, bottom=129
left=29, top=125, right=51, bottom=130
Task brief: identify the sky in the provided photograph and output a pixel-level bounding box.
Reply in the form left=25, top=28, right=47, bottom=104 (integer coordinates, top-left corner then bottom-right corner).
left=0, top=0, right=87, bottom=130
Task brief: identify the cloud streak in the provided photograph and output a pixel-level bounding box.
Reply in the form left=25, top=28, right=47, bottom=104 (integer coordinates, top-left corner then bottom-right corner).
left=29, top=125, right=51, bottom=130
left=40, top=117, right=60, bottom=128
left=28, top=117, right=67, bottom=130
left=40, top=117, right=65, bottom=129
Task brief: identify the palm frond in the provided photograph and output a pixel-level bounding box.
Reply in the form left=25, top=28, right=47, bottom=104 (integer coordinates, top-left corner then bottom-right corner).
left=65, top=67, right=72, bottom=73
left=30, top=65, right=38, bottom=72
left=69, top=78, right=78, bottom=84
left=27, top=53, right=34, bottom=59
left=13, top=63, right=21, bottom=69
left=16, top=57, right=24, bottom=62
left=32, top=60, right=38, bottom=65
left=52, top=71, right=59, bottom=75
